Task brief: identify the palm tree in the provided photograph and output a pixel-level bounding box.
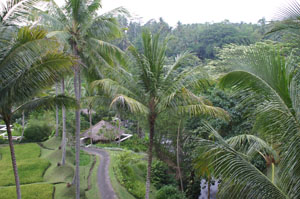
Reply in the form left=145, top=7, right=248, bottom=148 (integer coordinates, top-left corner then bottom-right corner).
left=93, top=30, right=229, bottom=199
left=37, top=1, right=127, bottom=196
left=0, top=26, right=74, bottom=199
left=195, top=123, right=280, bottom=199
left=0, top=0, right=40, bottom=26
left=202, top=43, right=300, bottom=198
left=267, top=0, right=300, bottom=42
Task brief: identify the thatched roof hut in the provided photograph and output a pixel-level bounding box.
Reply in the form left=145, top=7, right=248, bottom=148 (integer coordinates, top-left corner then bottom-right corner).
left=81, top=120, right=125, bottom=142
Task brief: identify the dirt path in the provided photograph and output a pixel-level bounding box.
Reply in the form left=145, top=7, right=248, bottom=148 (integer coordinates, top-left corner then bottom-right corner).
left=82, top=147, right=117, bottom=199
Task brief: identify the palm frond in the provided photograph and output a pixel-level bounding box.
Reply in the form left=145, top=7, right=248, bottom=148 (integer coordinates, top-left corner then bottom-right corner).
left=1, top=52, right=74, bottom=106
left=196, top=123, right=288, bottom=199
left=226, top=134, right=279, bottom=162
left=164, top=52, right=192, bottom=80
left=177, top=103, right=229, bottom=121
left=1, top=0, right=41, bottom=25
left=110, top=94, right=149, bottom=114
left=14, top=94, right=77, bottom=113
left=92, top=78, right=136, bottom=98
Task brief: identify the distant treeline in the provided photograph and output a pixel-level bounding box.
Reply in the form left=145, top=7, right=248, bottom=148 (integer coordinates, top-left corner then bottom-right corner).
left=114, top=16, right=271, bottom=60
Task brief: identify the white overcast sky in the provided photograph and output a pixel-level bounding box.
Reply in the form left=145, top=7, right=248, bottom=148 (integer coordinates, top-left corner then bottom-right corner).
left=55, top=0, right=289, bottom=26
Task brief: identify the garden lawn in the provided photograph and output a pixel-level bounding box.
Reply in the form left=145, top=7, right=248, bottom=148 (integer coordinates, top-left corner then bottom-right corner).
left=0, top=143, right=50, bottom=186
left=0, top=183, right=53, bottom=199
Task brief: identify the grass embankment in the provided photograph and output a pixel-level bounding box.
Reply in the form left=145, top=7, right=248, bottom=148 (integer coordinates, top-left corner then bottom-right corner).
left=0, top=137, right=100, bottom=199
left=0, top=184, right=54, bottom=199
left=41, top=137, right=100, bottom=199
left=0, top=143, right=53, bottom=199
left=105, top=149, right=156, bottom=199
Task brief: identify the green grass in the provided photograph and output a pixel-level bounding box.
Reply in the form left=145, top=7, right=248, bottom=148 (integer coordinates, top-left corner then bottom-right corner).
left=80, top=150, right=91, bottom=166
left=0, top=143, right=50, bottom=186
left=0, top=184, right=53, bottom=199
left=96, top=135, right=148, bottom=152
left=108, top=150, right=156, bottom=199
left=85, top=157, right=101, bottom=199
left=109, top=151, right=136, bottom=199
left=41, top=137, right=100, bottom=199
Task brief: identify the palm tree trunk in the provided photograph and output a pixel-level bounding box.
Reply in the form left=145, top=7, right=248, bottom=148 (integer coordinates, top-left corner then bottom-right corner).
left=89, top=108, right=92, bottom=145
left=73, top=43, right=81, bottom=199
left=145, top=114, right=156, bottom=199
left=207, top=177, right=211, bottom=199
left=20, top=111, right=25, bottom=142
left=4, top=115, right=21, bottom=199
left=55, top=83, right=59, bottom=137
left=177, top=120, right=184, bottom=193
left=61, top=78, right=67, bottom=165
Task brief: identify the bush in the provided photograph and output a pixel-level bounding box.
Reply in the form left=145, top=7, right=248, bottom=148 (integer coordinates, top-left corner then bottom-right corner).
left=0, top=135, right=6, bottom=144
left=114, top=151, right=146, bottom=199
left=24, top=121, right=53, bottom=142
left=155, top=185, right=186, bottom=199
left=151, top=160, right=177, bottom=189
left=12, top=123, right=23, bottom=136
left=121, top=134, right=148, bottom=152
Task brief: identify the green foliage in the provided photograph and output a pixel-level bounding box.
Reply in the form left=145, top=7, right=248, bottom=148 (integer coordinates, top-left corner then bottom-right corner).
left=24, top=121, right=53, bottom=142
left=0, top=183, right=54, bottom=199
left=113, top=151, right=146, bottom=199
left=0, top=143, right=50, bottom=186
left=12, top=123, right=23, bottom=136
left=155, top=185, right=186, bottom=199
left=117, top=17, right=263, bottom=60
left=151, top=160, right=176, bottom=189
left=121, top=135, right=148, bottom=152
left=0, top=135, right=6, bottom=144
left=79, top=150, right=91, bottom=166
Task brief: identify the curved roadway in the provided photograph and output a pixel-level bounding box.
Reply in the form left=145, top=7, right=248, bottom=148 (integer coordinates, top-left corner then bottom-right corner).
left=82, top=147, right=117, bottom=199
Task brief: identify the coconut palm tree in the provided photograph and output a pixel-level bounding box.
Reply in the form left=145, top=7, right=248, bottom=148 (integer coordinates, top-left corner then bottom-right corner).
left=93, top=30, right=229, bottom=199
left=0, top=26, right=74, bottom=199
left=267, top=0, right=300, bottom=40
left=0, top=0, right=40, bottom=26
left=195, top=123, right=280, bottom=199
left=203, top=43, right=300, bottom=198
left=37, top=1, right=127, bottom=196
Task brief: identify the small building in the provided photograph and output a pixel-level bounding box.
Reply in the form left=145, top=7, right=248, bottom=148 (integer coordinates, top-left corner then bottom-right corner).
left=80, top=120, right=125, bottom=143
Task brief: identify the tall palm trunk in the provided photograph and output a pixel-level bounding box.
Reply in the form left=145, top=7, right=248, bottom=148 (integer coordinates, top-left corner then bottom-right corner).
left=73, top=43, right=81, bottom=199
left=4, top=115, right=21, bottom=199
left=61, top=78, right=67, bottom=165
left=55, top=83, right=59, bottom=137
left=88, top=108, right=92, bottom=145
left=207, top=177, right=211, bottom=199
left=177, top=120, right=184, bottom=193
left=145, top=113, right=156, bottom=199
left=20, top=111, right=25, bottom=142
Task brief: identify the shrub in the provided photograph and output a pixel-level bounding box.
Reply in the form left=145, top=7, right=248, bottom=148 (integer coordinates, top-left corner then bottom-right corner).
left=0, top=135, right=6, bottom=144
left=155, top=185, right=186, bottom=199
left=151, top=160, right=177, bottom=189
left=24, top=121, right=53, bottom=142
left=12, top=123, right=23, bottom=136
left=114, top=151, right=146, bottom=199
left=121, top=134, right=148, bottom=152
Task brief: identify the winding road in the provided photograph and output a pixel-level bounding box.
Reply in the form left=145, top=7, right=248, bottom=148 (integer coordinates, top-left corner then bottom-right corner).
left=82, top=147, right=117, bottom=199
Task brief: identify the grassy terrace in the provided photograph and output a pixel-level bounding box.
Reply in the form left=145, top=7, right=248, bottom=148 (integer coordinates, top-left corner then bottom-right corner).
left=0, top=138, right=99, bottom=199
left=0, top=143, right=50, bottom=186
left=0, top=143, right=52, bottom=199
left=100, top=147, right=156, bottom=199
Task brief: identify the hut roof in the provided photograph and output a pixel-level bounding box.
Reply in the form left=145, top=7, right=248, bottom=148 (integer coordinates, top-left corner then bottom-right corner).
left=81, top=120, right=125, bottom=142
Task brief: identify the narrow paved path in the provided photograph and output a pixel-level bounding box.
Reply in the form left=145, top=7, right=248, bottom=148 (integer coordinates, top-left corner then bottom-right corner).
left=82, top=147, right=117, bottom=199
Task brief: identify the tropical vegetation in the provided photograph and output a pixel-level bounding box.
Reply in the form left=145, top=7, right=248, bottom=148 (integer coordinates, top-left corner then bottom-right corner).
left=2, top=0, right=300, bottom=199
